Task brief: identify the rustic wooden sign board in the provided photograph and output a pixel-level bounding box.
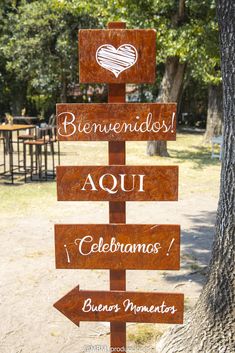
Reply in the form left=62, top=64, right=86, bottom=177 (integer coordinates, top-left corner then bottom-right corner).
left=54, top=286, right=184, bottom=325
left=56, top=165, right=178, bottom=201
left=79, top=29, right=156, bottom=83
left=54, top=21, right=183, bottom=349
left=56, top=103, right=177, bottom=141
left=54, top=224, right=180, bottom=270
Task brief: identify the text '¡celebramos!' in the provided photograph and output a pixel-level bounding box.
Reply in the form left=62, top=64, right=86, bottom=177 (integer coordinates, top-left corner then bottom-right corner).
left=64, top=235, right=162, bottom=260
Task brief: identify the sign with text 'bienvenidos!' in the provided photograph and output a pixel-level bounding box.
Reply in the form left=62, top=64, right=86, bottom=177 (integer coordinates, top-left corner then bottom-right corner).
left=54, top=224, right=180, bottom=270
left=56, top=103, right=176, bottom=141
left=56, top=165, right=178, bottom=201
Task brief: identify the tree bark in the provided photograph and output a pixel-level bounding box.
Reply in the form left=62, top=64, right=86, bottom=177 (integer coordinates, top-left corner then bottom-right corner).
left=204, top=83, right=223, bottom=143
left=155, top=1, right=235, bottom=352
left=10, top=81, right=27, bottom=115
left=147, top=57, right=186, bottom=156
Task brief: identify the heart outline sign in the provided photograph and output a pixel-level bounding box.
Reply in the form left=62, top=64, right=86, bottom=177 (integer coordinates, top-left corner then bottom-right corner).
left=96, top=44, right=138, bottom=78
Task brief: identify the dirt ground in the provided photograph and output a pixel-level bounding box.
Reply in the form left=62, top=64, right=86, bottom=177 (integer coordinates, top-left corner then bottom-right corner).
left=0, top=135, right=221, bottom=353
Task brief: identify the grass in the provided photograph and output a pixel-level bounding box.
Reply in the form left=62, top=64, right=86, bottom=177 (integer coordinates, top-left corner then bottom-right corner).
left=189, top=263, right=202, bottom=271
left=0, top=131, right=221, bottom=214
left=128, top=324, right=163, bottom=346
left=0, top=181, right=56, bottom=214
left=127, top=132, right=221, bottom=197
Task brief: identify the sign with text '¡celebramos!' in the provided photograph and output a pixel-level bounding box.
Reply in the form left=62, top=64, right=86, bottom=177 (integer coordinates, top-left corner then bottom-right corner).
left=56, top=103, right=176, bottom=141
left=54, top=287, right=184, bottom=326
left=54, top=224, right=180, bottom=270
left=79, top=29, right=156, bottom=83
left=56, top=165, right=178, bottom=201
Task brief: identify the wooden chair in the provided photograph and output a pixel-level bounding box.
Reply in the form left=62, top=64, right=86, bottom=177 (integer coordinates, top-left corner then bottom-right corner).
left=42, top=115, right=60, bottom=166
left=17, top=127, right=37, bottom=170
left=23, top=127, right=55, bottom=182
left=48, top=114, right=56, bottom=127
left=49, top=125, right=61, bottom=166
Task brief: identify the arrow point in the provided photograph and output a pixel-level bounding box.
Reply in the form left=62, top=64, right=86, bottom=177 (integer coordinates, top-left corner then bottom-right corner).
left=53, top=285, right=81, bottom=327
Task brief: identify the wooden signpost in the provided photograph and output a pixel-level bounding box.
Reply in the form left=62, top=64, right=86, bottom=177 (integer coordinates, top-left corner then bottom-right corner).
left=54, top=21, right=184, bottom=350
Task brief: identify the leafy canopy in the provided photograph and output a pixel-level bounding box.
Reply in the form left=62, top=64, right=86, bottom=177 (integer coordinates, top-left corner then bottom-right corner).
left=0, top=0, right=221, bottom=115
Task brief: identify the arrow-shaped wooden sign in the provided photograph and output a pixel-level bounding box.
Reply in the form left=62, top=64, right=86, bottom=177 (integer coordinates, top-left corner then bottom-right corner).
left=54, top=224, right=180, bottom=270
left=54, top=286, right=184, bottom=326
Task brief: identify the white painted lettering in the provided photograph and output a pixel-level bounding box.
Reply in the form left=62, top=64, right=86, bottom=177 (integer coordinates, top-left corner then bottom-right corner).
left=73, top=236, right=162, bottom=256
left=82, top=298, right=120, bottom=313
left=57, top=112, right=175, bottom=137
left=123, top=299, right=177, bottom=315
left=81, top=174, right=98, bottom=191
left=99, top=173, right=118, bottom=194
left=58, top=112, right=76, bottom=137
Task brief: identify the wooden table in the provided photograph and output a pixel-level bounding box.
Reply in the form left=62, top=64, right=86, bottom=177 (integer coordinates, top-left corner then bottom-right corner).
left=0, top=124, right=36, bottom=183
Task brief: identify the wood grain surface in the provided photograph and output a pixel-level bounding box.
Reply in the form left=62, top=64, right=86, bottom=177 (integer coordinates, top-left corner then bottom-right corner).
left=56, top=103, right=176, bottom=141
left=79, top=29, right=156, bottom=83
left=54, top=224, right=180, bottom=270
left=54, top=287, right=184, bottom=325
left=56, top=165, right=178, bottom=201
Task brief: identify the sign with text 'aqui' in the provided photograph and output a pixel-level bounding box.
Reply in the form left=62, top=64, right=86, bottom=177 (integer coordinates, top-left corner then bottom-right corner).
left=56, top=165, right=178, bottom=201
left=54, top=23, right=183, bottom=349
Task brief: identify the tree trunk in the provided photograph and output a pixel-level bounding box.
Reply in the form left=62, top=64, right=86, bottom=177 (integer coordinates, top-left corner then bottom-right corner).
left=147, top=56, right=186, bottom=157
left=204, top=83, right=223, bottom=143
left=147, top=0, right=187, bottom=157
left=156, top=1, right=235, bottom=352
left=10, top=81, right=27, bottom=115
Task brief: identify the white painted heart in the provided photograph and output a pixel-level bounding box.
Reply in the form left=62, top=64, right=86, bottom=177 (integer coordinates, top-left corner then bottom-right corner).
left=96, top=44, right=138, bottom=78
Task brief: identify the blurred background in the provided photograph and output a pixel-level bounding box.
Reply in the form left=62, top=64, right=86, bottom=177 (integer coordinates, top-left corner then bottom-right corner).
left=0, top=0, right=222, bottom=145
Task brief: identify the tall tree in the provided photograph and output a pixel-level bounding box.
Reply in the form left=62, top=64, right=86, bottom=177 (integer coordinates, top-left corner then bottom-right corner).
left=204, top=83, right=223, bottom=142
left=0, top=0, right=28, bottom=115
left=156, top=0, right=235, bottom=351
left=1, top=0, right=99, bottom=115
left=120, top=0, right=220, bottom=156
left=147, top=1, right=187, bottom=157
left=185, top=1, right=222, bottom=143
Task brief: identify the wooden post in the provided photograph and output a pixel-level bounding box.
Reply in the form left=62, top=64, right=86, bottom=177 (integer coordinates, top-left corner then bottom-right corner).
left=108, top=21, right=126, bottom=350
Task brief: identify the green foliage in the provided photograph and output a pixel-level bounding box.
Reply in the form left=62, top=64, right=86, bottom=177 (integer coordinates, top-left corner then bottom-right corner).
left=122, top=0, right=221, bottom=85
left=85, top=0, right=221, bottom=85
left=0, top=0, right=221, bottom=116
left=0, top=0, right=100, bottom=114
left=2, top=1, right=98, bottom=90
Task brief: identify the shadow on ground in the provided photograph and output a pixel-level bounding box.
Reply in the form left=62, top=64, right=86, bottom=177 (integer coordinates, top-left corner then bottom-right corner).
left=164, top=210, right=217, bottom=286
left=169, top=146, right=221, bottom=170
